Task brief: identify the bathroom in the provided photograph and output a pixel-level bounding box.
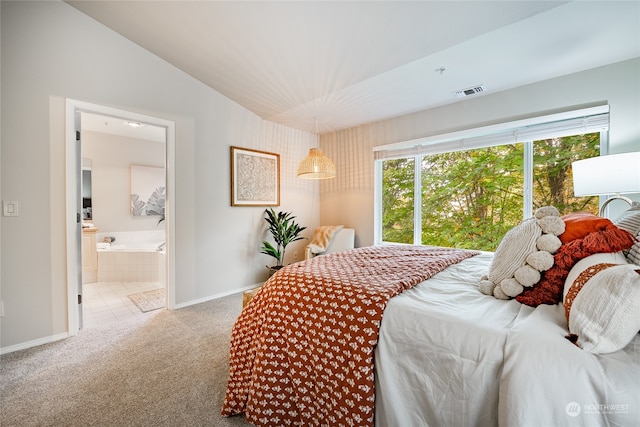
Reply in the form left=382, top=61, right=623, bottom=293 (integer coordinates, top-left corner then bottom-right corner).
left=81, top=112, right=167, bottom=327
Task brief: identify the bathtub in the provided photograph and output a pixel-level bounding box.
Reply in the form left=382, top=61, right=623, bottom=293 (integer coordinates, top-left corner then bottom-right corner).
left=96, top=231, right=166, bottom=283
left=102, top=242, right=164, bottom=252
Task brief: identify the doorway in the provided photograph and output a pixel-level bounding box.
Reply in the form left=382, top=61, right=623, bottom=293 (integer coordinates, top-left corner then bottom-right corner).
left=65, top=99, right=175, bottom=335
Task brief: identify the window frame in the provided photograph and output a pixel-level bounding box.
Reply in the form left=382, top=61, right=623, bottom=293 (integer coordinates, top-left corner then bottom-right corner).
left=374, top=106, right=610, bottom=246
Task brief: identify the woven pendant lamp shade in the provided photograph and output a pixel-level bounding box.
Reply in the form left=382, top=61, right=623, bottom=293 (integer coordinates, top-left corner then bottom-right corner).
left=297, top=148, right=336, bottom=179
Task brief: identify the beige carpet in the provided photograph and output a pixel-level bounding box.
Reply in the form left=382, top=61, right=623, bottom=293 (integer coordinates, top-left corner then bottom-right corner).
left=128, top=288, right=166, bottom=312
left=0, top=293, right=253, bottom=427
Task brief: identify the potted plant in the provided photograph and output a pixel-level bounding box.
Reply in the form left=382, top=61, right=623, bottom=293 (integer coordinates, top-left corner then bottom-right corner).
left=260, top=208, right=306, bottom=276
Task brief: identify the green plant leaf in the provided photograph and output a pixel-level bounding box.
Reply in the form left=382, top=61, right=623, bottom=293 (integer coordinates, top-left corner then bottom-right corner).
left=260, top=208, right=307, bottom=267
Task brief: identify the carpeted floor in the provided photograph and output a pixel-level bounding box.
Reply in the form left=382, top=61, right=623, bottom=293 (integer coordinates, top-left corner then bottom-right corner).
left=0, top=292, right=254, bottom=427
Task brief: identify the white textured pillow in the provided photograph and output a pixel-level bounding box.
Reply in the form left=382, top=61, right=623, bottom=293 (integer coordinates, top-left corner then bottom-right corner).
left=629, top=231, right=640, bottom=265
left=614, top=202, right=640, bottom=265
left=614, top=201, right=640, bottom=234
left=563, top=255, right=640, bottom=354
left=488, top=218, right=540, bottom=283
left=562, top=252, right=627, bottom=301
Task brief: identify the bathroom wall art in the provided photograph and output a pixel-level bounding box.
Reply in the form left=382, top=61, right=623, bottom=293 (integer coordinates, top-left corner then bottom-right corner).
left=230, top=146, right=280, bottom=206
left=130, top=165, right=165, bottom=216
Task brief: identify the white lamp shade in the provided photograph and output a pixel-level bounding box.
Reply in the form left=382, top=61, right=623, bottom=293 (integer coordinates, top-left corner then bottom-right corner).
left=572, top=152, right=640, bottom=196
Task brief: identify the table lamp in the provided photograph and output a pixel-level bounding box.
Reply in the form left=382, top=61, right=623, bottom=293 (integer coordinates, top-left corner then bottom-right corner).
left=572, top=151, right=640, bottom=216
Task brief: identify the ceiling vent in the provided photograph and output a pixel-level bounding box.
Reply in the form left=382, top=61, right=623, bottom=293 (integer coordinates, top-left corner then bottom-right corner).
left=453, top=84, right=486, bottom=99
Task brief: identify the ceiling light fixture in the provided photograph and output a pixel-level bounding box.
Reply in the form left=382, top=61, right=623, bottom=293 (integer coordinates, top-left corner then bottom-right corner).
left=297, top=119, right=336, bottom=180
left=125, top=121, right=144, bottom=128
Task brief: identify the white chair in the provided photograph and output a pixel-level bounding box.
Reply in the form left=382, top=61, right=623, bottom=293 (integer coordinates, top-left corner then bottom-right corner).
left=305, top=228, right=355, bottom=260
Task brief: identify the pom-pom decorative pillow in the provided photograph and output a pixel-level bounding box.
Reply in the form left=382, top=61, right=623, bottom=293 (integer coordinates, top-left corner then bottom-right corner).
left=563, top=255, right=640, bottom=354
left=517, top=221, right=636, bottom=307
left=479, top=206, right=564, bottom=299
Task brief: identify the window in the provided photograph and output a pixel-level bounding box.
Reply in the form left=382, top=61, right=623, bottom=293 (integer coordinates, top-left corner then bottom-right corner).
left=382, top=158, right=415, bottom=244
left=374, top=106, right=608, bottom=250
left=420, top=143, right=525, bottom=251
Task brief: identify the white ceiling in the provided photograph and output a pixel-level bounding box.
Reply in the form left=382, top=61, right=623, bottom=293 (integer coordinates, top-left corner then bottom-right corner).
left=68, top=0, right=640, bottom=136
left=81, top=113, right=167, bottom=143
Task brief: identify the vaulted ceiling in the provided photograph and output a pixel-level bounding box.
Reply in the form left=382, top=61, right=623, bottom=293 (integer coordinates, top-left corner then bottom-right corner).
left=67, top=1, right=640, bottom=135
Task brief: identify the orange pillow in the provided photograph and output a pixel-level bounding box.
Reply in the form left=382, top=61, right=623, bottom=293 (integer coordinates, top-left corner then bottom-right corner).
left=560, top=213, right=612, bottom=244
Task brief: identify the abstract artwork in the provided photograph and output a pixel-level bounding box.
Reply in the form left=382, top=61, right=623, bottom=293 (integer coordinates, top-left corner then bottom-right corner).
left=130, top=165, right=165, bottom=216
left=231, top=146, right=280, bottom=206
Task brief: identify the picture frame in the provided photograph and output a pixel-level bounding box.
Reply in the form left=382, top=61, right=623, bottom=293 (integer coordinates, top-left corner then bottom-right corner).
left=231, top=146, right=280, bottom=206
left=130, top=165, right=166, bottom=217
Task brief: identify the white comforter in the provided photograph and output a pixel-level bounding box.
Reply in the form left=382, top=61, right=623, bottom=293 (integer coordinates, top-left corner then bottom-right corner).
left=375, top=252, right=640, bottom=427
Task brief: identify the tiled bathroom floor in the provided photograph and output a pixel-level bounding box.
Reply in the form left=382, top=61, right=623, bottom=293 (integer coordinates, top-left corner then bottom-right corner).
left=82, top=281, right=164, bottom=328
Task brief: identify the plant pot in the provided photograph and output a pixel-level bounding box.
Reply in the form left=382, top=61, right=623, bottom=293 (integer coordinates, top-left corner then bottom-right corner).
left=267, top=266, right=283, bottom=278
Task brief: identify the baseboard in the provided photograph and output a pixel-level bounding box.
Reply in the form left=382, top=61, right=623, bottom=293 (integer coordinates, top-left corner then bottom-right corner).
left=1, top=285, right=262, bottom=353
left=0, top=332, right=70, bottom=355
left=172, top=283, right=263, bottom=310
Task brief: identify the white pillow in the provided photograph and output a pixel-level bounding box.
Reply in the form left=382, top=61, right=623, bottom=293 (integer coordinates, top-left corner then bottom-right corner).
left=562, top=252, right=627, bottom=301
left=563, top=253, right=640, bottom=354
left=614, top=202, right=640, bottom=265
left=629, top=231, right=640, bottom=265
left=614, top=201, right=640, bottom=235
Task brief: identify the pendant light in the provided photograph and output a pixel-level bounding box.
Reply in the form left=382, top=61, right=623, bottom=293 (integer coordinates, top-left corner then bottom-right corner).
left=297, top=119, right=336, bottom=180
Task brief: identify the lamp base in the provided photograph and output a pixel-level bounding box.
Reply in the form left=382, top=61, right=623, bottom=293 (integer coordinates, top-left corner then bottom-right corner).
left=599, top=194, right=633, bottom=217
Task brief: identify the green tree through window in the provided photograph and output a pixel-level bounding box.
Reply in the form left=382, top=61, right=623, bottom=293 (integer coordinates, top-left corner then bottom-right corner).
left=381, top=133, right=600, bottom=251
left=421, top=144, right=524, bottom=250
left=533, top=134, right=600, bottom=213
left=382, top=158, right=414, bottom=244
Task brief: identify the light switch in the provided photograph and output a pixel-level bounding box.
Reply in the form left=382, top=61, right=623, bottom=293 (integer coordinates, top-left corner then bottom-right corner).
left=3, top=201, right=19, bottom=217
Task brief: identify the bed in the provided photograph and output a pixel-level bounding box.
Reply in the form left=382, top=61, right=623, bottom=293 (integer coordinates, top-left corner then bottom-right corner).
left=222, top=209, right=640, bottom=427
left=375, top=252, right=640, bottom=427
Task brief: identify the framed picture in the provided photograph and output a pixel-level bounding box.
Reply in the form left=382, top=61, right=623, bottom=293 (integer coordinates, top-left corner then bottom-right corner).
left=231, top=146, right=280, bottom=206
left=130, top=165, right=165, bottom=216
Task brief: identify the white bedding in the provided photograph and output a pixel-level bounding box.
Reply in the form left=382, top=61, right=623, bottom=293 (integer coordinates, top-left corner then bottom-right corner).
left=500, top=304, right=640, bottom=427
left=375, top=252, right=640, bottom=427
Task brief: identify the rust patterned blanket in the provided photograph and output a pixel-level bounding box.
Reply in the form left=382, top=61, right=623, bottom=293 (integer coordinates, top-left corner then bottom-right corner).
left=221, top=245, right=478, bottom=426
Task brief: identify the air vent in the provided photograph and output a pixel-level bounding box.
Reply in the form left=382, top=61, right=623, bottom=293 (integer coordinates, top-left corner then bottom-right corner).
left=453, top=84, right=486, bottom=99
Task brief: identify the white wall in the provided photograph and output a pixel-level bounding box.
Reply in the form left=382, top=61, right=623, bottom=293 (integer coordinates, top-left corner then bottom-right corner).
left=320, top=58, right=640, bottom=246
left=82, top=131, right=165, bottom=233
left=0, top=1, right=320, bottom=351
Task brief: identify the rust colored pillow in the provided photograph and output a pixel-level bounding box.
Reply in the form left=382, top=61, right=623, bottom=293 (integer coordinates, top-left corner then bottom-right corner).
left=560, top=213, right=612, bottom=244
left=516, top=224, right=635, bottom=307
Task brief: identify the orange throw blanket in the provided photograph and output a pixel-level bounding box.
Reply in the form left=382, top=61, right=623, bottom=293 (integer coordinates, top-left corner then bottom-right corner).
left=516, top=224, right=635, bottom=306
left=222, top=245, right=478, bottom=426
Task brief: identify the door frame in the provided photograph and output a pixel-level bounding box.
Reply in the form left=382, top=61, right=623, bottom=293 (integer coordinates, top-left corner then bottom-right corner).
left=65, top=99, right=176, bottom=335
